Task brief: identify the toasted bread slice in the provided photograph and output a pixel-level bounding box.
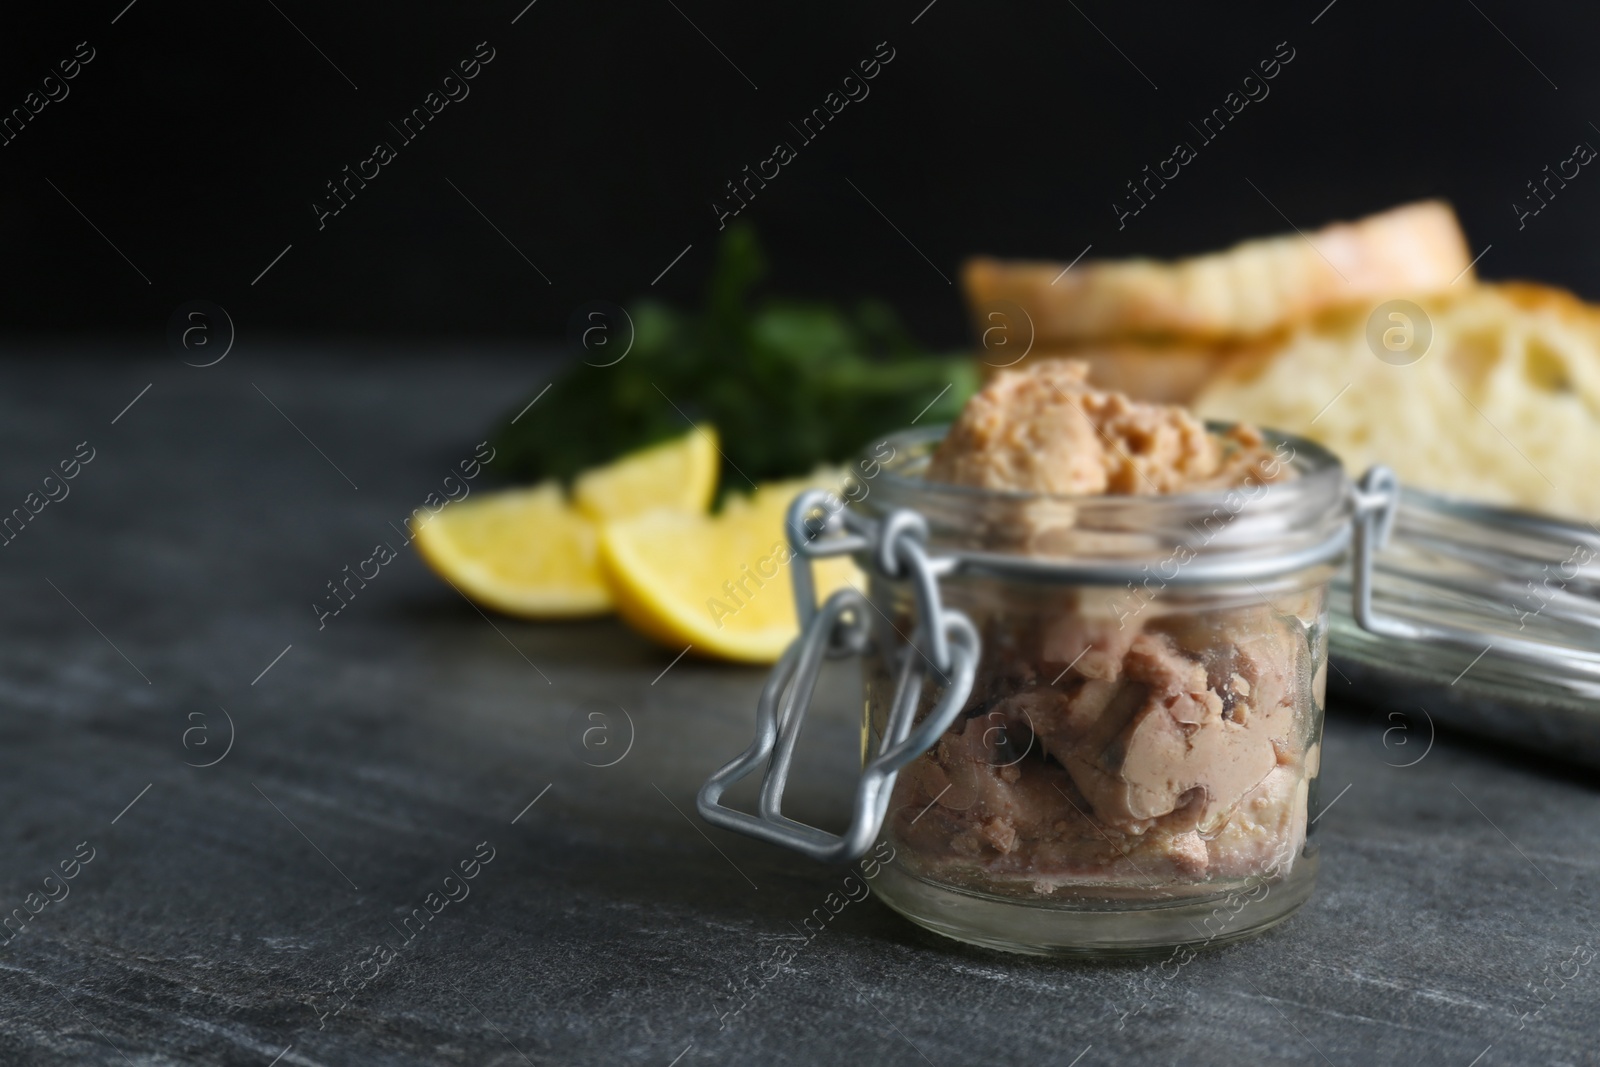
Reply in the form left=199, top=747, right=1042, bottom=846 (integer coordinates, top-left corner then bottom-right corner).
left=1194, top=282, right=1600, bottom=520
left=965, top=201, right=1473, bottom=345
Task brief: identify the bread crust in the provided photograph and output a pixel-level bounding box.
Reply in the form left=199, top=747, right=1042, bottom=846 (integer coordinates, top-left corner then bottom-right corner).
left=964, top=200, right=1474, bottom=345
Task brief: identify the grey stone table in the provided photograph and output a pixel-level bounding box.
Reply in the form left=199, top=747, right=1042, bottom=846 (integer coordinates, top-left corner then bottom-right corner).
left=0, top=347, right=1595, bottom=1066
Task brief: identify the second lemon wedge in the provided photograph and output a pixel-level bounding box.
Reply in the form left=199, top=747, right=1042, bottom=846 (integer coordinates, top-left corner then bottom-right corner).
left=598, top=473, right=862, bottom=663
left=573, top=426, right=719, bottom=521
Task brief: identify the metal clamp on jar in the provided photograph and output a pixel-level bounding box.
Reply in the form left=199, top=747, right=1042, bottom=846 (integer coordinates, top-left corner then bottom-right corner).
left=699, top=426, right=1434, bottom=956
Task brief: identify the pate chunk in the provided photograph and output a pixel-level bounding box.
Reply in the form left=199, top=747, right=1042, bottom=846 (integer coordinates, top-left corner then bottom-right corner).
left=927, top=359, right=1282, bottom=495
left=887, top=601, right=1311, bottom=891
left=1052, top=631, right=1289, bottom=836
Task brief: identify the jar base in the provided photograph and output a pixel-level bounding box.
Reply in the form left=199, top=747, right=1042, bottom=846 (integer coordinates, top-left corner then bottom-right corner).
left=870, top=851, right=1319, bottom=958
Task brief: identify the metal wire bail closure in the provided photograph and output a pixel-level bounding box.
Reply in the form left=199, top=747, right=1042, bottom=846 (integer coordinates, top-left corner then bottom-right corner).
left=697, top=490, right=980, bottom=863
left=1351, top=465, right=1403, bottom=638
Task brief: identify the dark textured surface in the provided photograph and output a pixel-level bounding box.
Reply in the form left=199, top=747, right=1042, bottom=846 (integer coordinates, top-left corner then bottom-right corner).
left=0, top=350, right=1596, bottom=1066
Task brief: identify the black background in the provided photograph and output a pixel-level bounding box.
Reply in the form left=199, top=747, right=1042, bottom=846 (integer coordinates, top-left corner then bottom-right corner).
left=2, top=0, right=1595, bottom=349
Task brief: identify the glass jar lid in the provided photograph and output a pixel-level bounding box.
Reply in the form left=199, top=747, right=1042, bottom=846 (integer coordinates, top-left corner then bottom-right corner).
left=1330, top=485, right=1600, bottom=764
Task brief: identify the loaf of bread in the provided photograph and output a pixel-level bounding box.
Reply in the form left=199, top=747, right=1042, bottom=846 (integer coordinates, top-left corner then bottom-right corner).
left=1194, top=283, right=1600, bottom=520
left=964, top=200, right=1474, bottom=345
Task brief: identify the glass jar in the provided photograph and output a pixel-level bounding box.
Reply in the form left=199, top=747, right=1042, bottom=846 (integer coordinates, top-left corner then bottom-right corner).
left=700, top=423, right=1359, bottom=958
left=857, top=426, right=1347, bottom=956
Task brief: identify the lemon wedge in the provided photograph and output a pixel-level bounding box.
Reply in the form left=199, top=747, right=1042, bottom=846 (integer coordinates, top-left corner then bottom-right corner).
left=574, top=426, right=719, bottom=521
left=413, top=482, right=611, bottom=617
left=599, top=473, right=862, bottom=663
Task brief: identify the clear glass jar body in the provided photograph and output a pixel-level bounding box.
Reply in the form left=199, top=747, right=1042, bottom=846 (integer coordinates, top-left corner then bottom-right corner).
left=856, top=428, right=1345, bottom=957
